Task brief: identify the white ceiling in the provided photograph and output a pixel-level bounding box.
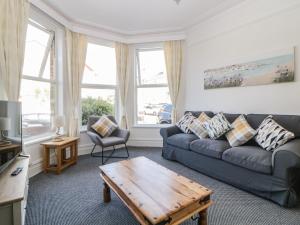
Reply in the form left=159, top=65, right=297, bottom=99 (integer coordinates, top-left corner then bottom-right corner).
left=42, top=0, right=246, bottom=35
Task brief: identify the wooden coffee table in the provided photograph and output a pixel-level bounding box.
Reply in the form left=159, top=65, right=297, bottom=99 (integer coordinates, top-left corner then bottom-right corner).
left=99, top=157, right=212, bottom=225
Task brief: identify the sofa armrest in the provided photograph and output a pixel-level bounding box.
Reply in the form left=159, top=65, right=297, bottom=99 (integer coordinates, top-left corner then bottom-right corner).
left=160, top=125, right=182, bottom=147
left=272, top=139, right=300, bottom=179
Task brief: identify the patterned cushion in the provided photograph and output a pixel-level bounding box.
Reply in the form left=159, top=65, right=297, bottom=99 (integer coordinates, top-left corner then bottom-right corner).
left=176, top=112, right=195, bottom=134
left=198, top=112, right=211, bottom=123
left=203, top=113, right=232, bottom=139
left=92, top=116, right=118, bottom=137
left=189, top=119, right=208, bottom=139
left=226, top=115, right=257, bottom=147
left=255, top=116, right=295, bottom=151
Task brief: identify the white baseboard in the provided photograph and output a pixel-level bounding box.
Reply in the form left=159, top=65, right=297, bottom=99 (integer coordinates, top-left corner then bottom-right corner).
left=29, top=158, right=44, bottom=178
left=77, top=144, right=127, bottom=155
left=127, top=138, right=162, bottom=147
left=28, top=138, right=162, bottom=177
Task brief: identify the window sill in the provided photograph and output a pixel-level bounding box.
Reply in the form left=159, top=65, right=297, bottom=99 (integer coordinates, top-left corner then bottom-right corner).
left=80, top=129, right=87, bottom=133
left=24, top=134, right=55, bottom=146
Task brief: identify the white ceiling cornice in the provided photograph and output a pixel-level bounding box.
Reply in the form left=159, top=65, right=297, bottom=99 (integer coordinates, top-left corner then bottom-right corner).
left=29, top=0, right=247, bottom=43
left=29, top=0, right=186, bottom=43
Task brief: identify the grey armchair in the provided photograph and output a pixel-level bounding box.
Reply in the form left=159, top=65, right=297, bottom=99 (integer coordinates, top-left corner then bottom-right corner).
left=86, top=115, right=130, bottom=164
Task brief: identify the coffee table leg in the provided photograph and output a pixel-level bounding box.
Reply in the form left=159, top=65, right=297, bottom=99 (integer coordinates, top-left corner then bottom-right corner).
left=103, top=182, right=111, bottom=203
left=198, top=209, right=208, bottom=225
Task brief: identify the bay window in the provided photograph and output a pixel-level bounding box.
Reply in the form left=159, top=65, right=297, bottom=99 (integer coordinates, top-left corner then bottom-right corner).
left=135, top=48, right=172, bottom=125
left=81, top=42, right=117, bottom=128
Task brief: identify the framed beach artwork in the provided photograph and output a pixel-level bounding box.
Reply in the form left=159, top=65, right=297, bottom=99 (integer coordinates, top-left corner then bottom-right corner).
left=204, top=48, right=295, bottom=90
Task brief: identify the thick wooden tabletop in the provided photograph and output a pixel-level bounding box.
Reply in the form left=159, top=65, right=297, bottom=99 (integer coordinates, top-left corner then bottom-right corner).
left=41, top=137, right=79, bottom=147
left=99, top=157, right=212, bottom=225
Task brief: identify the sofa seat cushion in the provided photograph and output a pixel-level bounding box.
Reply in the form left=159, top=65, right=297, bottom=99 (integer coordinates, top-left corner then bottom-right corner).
left=167, top=133, right=198, bottom=150
left=222, top=146, right=272, bottom=174
left=190, top=139, right=231, bottom=159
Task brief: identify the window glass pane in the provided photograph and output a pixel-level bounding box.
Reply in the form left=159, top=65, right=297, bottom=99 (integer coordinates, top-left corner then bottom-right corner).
left=42, top=52, right=50, bottom=79
left=82, top=43, right=116, bottom=85
left=23, top=24, right=50, bottom=77
left=81, top=88, right=115, bottom=126
left=137, top=87, right=172, bottom=125
left=20, top=79, right=52, bottom=137
left=137, top=50, right=167, bottom=85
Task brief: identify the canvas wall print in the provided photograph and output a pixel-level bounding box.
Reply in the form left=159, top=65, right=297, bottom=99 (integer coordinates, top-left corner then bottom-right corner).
left=204, top=49, right=295, bottom=90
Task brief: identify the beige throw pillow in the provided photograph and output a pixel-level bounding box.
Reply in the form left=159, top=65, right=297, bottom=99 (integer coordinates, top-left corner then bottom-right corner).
left=92, top=116, right=118, bottom=137
left=226, top=115, right=256, bottom=147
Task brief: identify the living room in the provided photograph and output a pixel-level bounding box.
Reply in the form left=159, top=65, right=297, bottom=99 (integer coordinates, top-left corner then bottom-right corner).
left=0, top=0, right=300, bottom=225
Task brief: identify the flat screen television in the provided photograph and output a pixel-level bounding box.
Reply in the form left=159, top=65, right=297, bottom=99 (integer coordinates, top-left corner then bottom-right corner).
left=0, top=100, right=22, bottom=174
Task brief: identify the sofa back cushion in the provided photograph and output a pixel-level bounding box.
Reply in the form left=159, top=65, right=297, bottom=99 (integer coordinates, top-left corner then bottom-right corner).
left=247, top=114, right=300, bottom=138
left=185, top=111, right=214, bottom=118
left=223, top=113, right=241, bottom=123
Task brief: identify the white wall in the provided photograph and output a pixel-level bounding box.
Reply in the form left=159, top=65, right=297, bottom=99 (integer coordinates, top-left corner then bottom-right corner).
left=183, top=0, right=300, bottom=115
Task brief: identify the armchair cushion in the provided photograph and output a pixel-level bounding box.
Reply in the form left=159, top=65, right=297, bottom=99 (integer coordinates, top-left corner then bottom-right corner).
left=92, top=115, right=118, bottom=137
left=100, top=136, right=126, bottom=147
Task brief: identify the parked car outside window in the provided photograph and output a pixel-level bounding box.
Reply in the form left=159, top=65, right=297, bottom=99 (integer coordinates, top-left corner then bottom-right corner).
left=158, top=103, right=172, bottom=124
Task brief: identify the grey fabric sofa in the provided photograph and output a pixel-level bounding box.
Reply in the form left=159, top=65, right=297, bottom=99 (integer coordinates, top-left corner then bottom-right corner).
left=160, top=111, right=300, bottom=207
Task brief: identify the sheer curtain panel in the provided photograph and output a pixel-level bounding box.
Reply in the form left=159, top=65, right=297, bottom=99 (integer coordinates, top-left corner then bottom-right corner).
left=164, top=40, right=183, bottom=123
left=0, top=0, right=29, bottom=101
left=65, top=29, right=87, bottom=137
left=115, top=42, right=130, bottom=129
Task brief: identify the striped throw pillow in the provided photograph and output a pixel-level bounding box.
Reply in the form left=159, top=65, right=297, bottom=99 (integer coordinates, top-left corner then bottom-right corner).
left=189, top=119, right=208, bottom=139
left=255, top=116, right=294, bottom=151
left=92, top=116, right=118, bottom=137
left=176, top=112, right=195, bottom=134
left=188, top=112, right=211, bottom=139
left=203, top=113, right=232, bottom=139
left=226, top=115, right=256, bottom=147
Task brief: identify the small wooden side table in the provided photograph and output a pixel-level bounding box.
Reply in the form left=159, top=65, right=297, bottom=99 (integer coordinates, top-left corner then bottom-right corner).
left=41, top=137, right=79, bottom=174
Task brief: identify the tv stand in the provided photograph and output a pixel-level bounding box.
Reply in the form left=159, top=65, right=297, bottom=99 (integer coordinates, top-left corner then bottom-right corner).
left=0, top=156, right=30, bottom=225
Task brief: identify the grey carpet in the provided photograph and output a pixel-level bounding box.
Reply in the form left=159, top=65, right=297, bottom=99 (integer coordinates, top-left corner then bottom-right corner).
left=25, top=147, right=300, bottom=225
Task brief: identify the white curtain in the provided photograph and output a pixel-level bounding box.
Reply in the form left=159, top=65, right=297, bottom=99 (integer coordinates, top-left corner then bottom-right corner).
left=115, top=42, right=130, bottom=129
left=164, top=40, right=183, bottom=123
left=65, top=29, right=87, bottom=137
left=0, top=0, right=29, bottom=101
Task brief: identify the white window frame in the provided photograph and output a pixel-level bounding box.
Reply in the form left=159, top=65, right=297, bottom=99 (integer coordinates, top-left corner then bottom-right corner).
left=134, top=44, right=171, bottom=128
left=80, top=38, right=118, bottom=131
left=21, top=6, right=65, bottom=143
left=21, top=20, right=56, bottom=141
left=23, top=20, right=55, bottom=80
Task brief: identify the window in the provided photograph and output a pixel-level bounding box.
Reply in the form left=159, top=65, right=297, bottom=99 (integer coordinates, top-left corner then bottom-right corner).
left=20, top=21, right=56, bottom=138
left=81, top=43, right=117, bottom=128
left=136, top=48, right=172, bottom=125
